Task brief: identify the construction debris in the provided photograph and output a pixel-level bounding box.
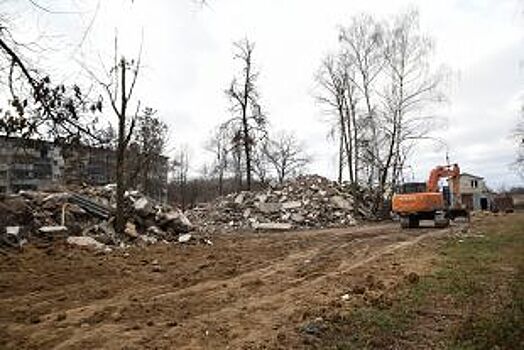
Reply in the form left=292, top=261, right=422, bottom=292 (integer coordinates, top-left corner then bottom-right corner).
left=0, top=174, right=376, bottom=251
left=187, top=174, right=374, bottom=233
left=0, top=184, right=195, bottom=252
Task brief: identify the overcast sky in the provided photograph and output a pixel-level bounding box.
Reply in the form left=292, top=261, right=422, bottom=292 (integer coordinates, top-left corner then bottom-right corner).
left=7, top=0, right=524, bottom=188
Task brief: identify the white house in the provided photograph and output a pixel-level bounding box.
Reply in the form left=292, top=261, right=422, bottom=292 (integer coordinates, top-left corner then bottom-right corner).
left=458, top=173, right=490, bottom=210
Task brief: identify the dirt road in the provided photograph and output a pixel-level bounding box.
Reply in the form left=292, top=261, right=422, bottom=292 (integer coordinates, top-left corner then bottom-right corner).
left=0, top=222, right=452, bottom=349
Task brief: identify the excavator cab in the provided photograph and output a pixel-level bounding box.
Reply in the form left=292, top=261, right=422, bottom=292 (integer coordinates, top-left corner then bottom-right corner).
left=396, top=182, right=427, bottom=194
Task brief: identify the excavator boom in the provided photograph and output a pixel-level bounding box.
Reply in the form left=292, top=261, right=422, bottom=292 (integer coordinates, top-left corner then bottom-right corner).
left=426, top=164, right=461, bottom=208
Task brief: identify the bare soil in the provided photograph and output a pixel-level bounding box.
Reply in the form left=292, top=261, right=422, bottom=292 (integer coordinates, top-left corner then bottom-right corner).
left=0, top=219, right=477, bottom=349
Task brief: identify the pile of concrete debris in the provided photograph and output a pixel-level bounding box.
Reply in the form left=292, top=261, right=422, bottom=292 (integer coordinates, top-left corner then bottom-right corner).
left=187, top=175, right=375, bottom=233
left=0, top=185, right=195, bottom=252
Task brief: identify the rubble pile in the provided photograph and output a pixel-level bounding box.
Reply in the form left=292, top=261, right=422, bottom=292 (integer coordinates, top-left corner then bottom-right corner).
left=0, top=185, right=194, bottom=252
left=0, top=174, right=377, bottom=251
left=187, top=174, right=375, bottom=233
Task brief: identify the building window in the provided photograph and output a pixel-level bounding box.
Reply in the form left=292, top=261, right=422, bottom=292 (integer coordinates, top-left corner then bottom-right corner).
left=470, top=180, right=478, bottom=188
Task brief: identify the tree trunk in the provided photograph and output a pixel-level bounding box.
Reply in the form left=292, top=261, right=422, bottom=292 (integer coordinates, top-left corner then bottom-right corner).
left=338, top=121, right=343, bottom=183
left=218, top=169, right=223, bottom=196
left=343, top=96, right=354, bottom=183
left=242, top=59, right=252, bottom=190
left=350, top=98, right=359, bottom=187
left=243, top=119, right=252, bottom=190
left=234, top=146, right=242, bottom=190
left=280, top=158, right=287, bottom=184
left=115, top=58, right=127, bottom=234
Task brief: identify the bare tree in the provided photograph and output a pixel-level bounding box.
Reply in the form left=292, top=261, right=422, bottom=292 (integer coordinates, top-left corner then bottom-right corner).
left=252, top=145, right=270, bottom=185
left=224, top=38, right=267, bottom=190
left=0, top=1, right=109, bottom=143
left=378, top=10, right=444, bottom=196
left=316, top=52, right=362, bottom=187
left=87, top=42, right=142, bottom=233
left=316, top=54, right=349, bottom=183
left=317, top=11, right=445, bottom=209
left=232, top=142, right=244, bottom=190
left=206, top=126, right=231, bottom=195
left=339, top=14, right=385, bottom=186
left=126, top=107, right=169, bottom=199
left=0, top=23, right=102, bottom=142
left=263, top=131, right=310, bottom=184
left=170, top=147, right=190, bottom=208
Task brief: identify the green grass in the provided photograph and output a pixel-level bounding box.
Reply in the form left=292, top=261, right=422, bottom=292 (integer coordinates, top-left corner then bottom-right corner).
left=323, top=215, right=524, bottom=349
left=449, top=223, right=524, bottom=349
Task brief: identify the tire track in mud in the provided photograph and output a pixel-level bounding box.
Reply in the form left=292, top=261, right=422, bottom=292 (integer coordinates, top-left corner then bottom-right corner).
left=140, top=225, right=447, bottom=349
left=1, top=222, right=450, bottom=350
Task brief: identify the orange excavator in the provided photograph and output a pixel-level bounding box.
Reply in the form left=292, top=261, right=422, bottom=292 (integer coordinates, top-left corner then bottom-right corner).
left=392, top=164, right=469, bottom=228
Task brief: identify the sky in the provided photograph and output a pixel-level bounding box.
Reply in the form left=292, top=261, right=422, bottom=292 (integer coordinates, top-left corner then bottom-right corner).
left=5, top=0, right=524, bottom=189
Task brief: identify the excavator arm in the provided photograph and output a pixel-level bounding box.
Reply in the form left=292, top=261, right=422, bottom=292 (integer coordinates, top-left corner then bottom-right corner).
left=427, top=164, right=461, bottom=208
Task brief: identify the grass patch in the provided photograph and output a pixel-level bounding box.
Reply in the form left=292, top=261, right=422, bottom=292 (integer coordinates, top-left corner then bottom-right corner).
left=322, top=214, right=524, bottom=349
left=450, top=220, right=524, bottom=349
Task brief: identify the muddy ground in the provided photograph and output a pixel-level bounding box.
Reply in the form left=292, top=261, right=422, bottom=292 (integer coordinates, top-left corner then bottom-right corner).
left=0, top=214, right=520, bottom=349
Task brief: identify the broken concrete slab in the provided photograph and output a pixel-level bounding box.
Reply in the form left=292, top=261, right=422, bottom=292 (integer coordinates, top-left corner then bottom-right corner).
left=39, top=226, right=68, bottom=235
left=330, top=196, right=352, bottom=210
left=291, top=213, right=305, bottom=223
left=282, top=201, right=302, bottom=210
left=124, top=222, right=138, bottom=238
left=159, top=210, right=193, bottom=233
left=254, top=222, right=293, bottom=231
left=257, top=202, right=282, bottom=214
left=139, top=235, right=158, bottom=245
left=66, top=236, right=106, bottom=250
left=234, top=193, right=245, bottom=205
left=178, top=233, right=192, bottom=243
left=6, top=226, right=20, bottom=236
left=255, top=194, right=268, bottom=203
left=42, top=192, right=71, bottom=203
left=134, top=197, right=153, bottom=216
left=147, top=226, right=164, bottom=236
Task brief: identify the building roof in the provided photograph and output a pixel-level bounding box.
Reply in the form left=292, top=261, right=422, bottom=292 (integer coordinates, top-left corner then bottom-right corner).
left=460, top=172, right=484, bottom=180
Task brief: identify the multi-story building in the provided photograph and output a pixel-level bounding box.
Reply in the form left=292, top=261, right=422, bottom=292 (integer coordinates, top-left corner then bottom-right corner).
left=0, top=138, right=60, bottom=193
left=0, top=137, right=168, bottom=202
